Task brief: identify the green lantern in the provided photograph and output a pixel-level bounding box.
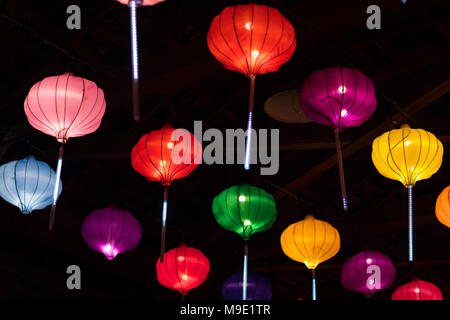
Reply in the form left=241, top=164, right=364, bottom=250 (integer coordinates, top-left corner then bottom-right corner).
left=212, top=184, right=277, bottom=300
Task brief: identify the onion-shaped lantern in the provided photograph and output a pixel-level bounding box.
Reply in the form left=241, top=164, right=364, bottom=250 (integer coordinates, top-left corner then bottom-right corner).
left=435, top=186, right=450, bottom=228
left=300, top=67, right=377, bottom=210
left=264, top=89, right=312, bottom=124
left=131, top=123, right=202, bottom=261
left=281, top=215, right=340, bottom=300
left=115, top=0, right=165, bottom=120
left=24, top=72, right=106, bottom=229
left=81, top=207, right=142, bottom=260
left=372, top=124, right=443, bottom=261
left=340, top=250, right=396, bottom=297
left=391, top=278, right=443, bottom=300
left=222, top=271, right=272, bottom=300
left=212, top=184, right=277, bottom=300
left=207, top=3, right=296, bottom=170
left=156, top=243, right=210, bottom=298
left=0, top=155, right=62, bottom=214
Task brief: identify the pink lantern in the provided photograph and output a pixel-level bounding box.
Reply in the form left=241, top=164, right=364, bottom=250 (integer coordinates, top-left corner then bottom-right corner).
left=392, top=278, right=443, bottom=300
left=300, top=67, right=377, bottom=210
left=24, top=72, right=106, bottom=229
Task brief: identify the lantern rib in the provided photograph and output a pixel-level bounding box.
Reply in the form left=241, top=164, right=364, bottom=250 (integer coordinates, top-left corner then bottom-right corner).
left=58, top=77, right=86, bottom=141
left=386, top=130, right=407, bottom=184
left=340, top=69, right=359, bottom=128
left=55, top=75, right=62, bottom=136
left=346, top=74, right=370, bottom=127
left=232, top=6, right=251, bottom=75
left=13, top=158, right=25, bottom=211
left=144, top=133, right=165, bottom=183
left=191, top=249, right=202, bottom=290
left=207, top=17, right=239, bottom=72
left=68, top=82, right=101, bottom=136
left=248, top=4, right=255, bottom=73
left=314, top=221, right=327, bottom=265
left=174, top=245, right=184, bottom=294
left=24, top=157, right=38, bottom=210
left=324, top=68, right=338, bottom=128
left=293, top=222, right=308, bottom=265
left=35, top=80, right=58, bottom=136
left=167, top=132, right=197, bottom=182
left=253, top=6, right=272, bottom=74
left=256, top=31, right=296, bottom=75
left=27, top=163, right=50, bottom=210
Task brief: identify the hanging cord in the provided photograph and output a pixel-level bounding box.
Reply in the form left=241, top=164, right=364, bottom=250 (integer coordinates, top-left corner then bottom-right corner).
left=49, top=143, right=64, bottom=230
left=312, top=269, right=317, bottom=300
left=242, top=240, right=248, bottom=300
left=334, top=128, right=348, bottom=210
left=160, top=186, right=168, bottom=262
left=408, top=185, right=414, bottom=262
left=129, top=0, right=141, bottom=121
left=244, top=75, right=256, bottom=170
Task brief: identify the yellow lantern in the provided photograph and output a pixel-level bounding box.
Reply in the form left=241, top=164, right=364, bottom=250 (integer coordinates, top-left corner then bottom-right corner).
left=372, top=124, right=443, bottom=261
left=280, top=215, right=340, bottom=300
left=436, top=186, right=450, bottom=228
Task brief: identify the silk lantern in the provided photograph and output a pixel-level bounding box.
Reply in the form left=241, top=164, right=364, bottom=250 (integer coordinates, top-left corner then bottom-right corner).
left=281, top=215, right=340, bottom=300
left=81, top=207, right=142, bottom=260
left=300, top=67, right=377, bottom=210
left=341, top=250, right=396, bottom=297
left=24, top=72, right=106, bottom=229
left=264, top=89, right=312, bottom=124
left=115, top=0, right=165, bottom=121
left=435, top=186, right=450, bottom=228
left=207, top=3, right=296, bottom=170
left=222, top=271, right=272, bottom=300
left=0, top=155, right=62, bottom=214
left=156, top=243, right=210, bottom=298
left=372, top=124, right=443, bottom=261
left=391, top=278, right=443, bottom=300
left=131, top=123, right=202, bottom=261
left=212, top=184, right=277, bottom=300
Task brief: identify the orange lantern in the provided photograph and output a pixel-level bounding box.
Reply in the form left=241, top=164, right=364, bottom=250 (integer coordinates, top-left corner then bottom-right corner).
left=436, top=186, right=450, bottom=228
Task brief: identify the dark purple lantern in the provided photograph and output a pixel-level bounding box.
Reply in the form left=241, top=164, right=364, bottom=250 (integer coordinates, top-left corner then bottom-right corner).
left=341, top=250, right=396, bottom=297
left=300, top=67, right=377, bottom=210
left=81, top=207, right=142, bottom=260
left=222, top=272, right=272, bottom=300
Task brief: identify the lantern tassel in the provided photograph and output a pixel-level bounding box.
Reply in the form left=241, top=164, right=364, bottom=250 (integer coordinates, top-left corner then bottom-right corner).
left=312, top=269, right=317, bottom=300
left=49, top=144, right=64, bottom=230
left=408, top=185, right=413, bottom=262
left=334, top=128, right=348, bottom=210
left=244, top=75, right=256, bottom=170
left=160, top=186, right=168, bottom=262
left=242, top=240, right=248, bottom=300
left=130, top=0, right=140, bottom=121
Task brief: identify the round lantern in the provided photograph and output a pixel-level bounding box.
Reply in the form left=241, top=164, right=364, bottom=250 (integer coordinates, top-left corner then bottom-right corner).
left=391, top=278, right=443, bottom=300
left=300, top=67, right=377, bottom=210
left=372, top=124, right=443, bottom=261
left=156, top=243, right=210, bottom=298
left=212, top=184, right=277, bottom=300
left=207, top=3, right=296, bottom=170
left=340, top=250, right=396, bottom=297
left=0, top=155, right=62, bottom=215
left=24, top=72, right=106, bottom=229
left=263, top=89, right=312, bottom=124
left=81, top=207, right=142, bottom=260
left=222, top=271, right=272, bottom=300
left=281, top=215, right=340, bottom=300
left=131, top=123, right=202, bottom=261
left=436, top=186, right=450, bottom=228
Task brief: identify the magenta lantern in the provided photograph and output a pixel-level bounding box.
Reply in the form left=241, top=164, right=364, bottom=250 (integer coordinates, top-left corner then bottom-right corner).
left=341, top=250, right=396, bottom=297
left=81, top=207, right=142, bottom=260
left=300, top=67, right=377, bottom=210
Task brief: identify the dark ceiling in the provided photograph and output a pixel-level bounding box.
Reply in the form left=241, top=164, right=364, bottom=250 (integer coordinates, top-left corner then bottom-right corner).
left=0, top=0, right=449, bottom=300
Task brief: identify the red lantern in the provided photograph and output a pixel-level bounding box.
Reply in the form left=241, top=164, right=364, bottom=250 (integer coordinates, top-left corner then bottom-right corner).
left=24, top=72, right=106, bottom=229
left=157, top=243, right=210, bottom=297
left=131, top=124, right=202, bottom=260
left=391, top=278, right=443, bottom=300
left=207, top=3, right=296, bottom=170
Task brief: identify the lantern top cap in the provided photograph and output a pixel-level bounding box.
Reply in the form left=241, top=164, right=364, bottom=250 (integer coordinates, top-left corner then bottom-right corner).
left=162, top=123, right=174, bottom=129
left=400, top=123, right=411, bottom=129
left=305, top=214, right=315, bottom=220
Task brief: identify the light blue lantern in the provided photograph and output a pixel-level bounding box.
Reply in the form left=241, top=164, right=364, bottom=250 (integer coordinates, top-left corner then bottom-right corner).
left=0, top=155, right=62, bottom=214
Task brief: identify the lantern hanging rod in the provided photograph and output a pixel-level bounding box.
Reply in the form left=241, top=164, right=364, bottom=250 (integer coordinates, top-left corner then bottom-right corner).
left=242, top=240, right=248, bottom=300
left=312, top=269, right=317, bottom=301
left=160, top=186, right=168, bottom=262
left=49, top=144, right=64, bottom=230
left=334, top=128, right=348, bottom=211
left=408, top=185, right=414, bottom=262
left=244, top=76, right=256, bottom=170
left=129, top=0, right=141, bottom=121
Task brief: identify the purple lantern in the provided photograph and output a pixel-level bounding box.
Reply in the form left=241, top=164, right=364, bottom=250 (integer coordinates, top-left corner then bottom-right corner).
left=341, top=250, right=396, bottom=297
left=300, top=67, right=377, bottom=210
left=81, top=207, right=142, bottom=260
left=222, top=272, right=272, bottom=300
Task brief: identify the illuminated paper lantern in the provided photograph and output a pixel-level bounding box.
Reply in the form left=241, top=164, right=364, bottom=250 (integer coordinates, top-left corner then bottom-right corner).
left=391, top=278, right=443, bottom=300
left=81, top=207, right=142, bottom=260
left=372, top=124, right=443, bottom=261
left=24, top=72, right=106, bottom=229
left=207, top=3, right=296, bottom=170
left=222, top=271, right=272, bottom=300
left=436, top=186, right=450, bottom=228
left=0, top=156, right=62, bottom=214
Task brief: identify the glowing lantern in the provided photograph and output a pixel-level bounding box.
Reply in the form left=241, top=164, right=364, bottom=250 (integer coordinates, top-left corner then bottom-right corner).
left=222, top=271, right=272, bottom=300
left=0, top=156, right=62, bottom=214
left=212, top=184, right=277, bottom=300
left=340, top=250, right=396, bottom=297
left=24, top=73, right=106, bottom=229
left=131, top=123, right=202, bottom=261
left=435, top=186, right=450, bottom=228
left=281, top=215, right=340, bottom=300
left=372, top=124, right=443, bottom=261
left=81, top=207, right=142, bottom=260
left=115, top=0, right=165, bottom=121
left=207, top=3, right=296, bottom=170
left=300, top=67, right=377, bottom=210
left=391, top=278, right=443, bottom=300
left=156, top=243, right=210, bottom=298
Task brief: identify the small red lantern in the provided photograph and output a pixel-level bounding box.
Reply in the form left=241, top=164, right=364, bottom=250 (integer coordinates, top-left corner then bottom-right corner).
left=131, top=124, right=202, bottom=260
left=157, top=243, right=210, bottom=298
left=391, top=278, right=443, bottom=300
